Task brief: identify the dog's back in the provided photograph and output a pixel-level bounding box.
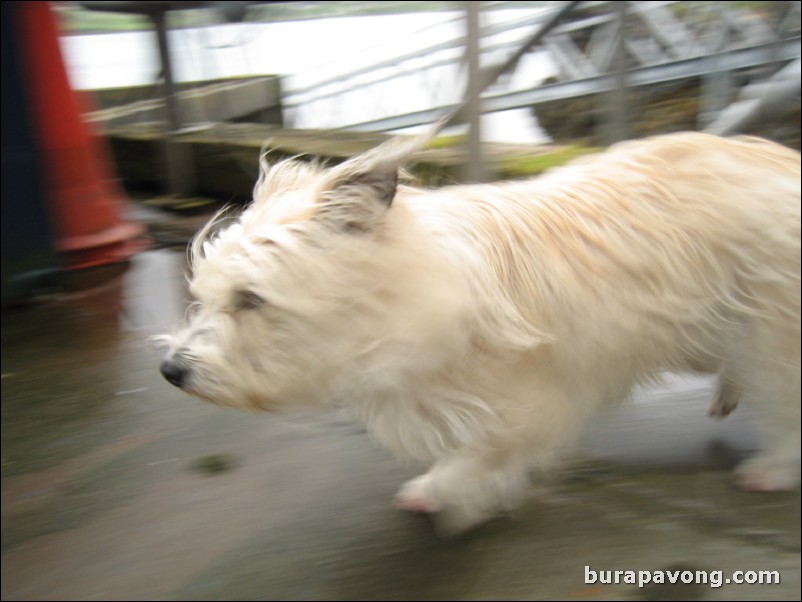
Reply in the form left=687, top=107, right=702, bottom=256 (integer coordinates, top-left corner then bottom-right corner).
left=404, top=133, right=799, bottom=375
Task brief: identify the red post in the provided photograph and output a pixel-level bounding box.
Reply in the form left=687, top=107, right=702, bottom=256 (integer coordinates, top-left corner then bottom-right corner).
left=14, top=1, right=148, bottom=269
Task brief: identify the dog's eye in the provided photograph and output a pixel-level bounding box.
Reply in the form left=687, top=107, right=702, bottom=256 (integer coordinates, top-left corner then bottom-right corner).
left=235, top=290, right=266, bottom=311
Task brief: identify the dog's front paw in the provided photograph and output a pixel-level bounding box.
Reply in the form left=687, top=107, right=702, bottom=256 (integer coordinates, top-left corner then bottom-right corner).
left=394, top=474, right=498, bottom=535
left=395, top=475, right=441, bottom=513
left=733, top=456, right=800, bottom=492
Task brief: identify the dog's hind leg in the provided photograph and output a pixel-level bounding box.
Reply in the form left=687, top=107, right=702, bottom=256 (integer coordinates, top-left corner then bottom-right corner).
left=730, top=320, right=801, bottom=491
left=734, top=408, right=801, bottom=491
left=708, top=372, right=740, bottom=418
left=734, top=388, right=801, bottom=491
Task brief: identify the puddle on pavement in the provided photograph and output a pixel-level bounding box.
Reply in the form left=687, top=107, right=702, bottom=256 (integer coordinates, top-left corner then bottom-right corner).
left=1, top=249, right=188, bottom=477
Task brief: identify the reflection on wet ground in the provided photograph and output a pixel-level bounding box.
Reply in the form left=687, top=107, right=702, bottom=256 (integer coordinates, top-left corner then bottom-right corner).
left=2, top=209, right=800, bottom=601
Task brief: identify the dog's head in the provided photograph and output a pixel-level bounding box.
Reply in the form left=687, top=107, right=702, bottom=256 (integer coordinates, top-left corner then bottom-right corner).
left=157, top=126, right=468, bottom=411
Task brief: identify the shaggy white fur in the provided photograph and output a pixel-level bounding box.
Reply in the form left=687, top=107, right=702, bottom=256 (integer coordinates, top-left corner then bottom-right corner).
left=160, top=130, right=801, bottom=531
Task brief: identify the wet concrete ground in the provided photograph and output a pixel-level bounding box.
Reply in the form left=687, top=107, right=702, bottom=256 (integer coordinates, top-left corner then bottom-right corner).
left=2, top=207, right=800, bottom=601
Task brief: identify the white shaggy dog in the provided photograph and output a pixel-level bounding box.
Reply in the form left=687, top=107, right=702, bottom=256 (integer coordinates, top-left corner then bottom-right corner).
left=160, top=130, right=801, bottom=531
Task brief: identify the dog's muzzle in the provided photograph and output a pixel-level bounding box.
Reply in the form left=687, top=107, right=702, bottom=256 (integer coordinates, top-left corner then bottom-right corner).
left=160, top=357, right=189, bottom=388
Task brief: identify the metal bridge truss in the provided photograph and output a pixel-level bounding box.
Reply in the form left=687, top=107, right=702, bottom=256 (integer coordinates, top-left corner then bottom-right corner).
left=281, top=1, right=801, bottom=137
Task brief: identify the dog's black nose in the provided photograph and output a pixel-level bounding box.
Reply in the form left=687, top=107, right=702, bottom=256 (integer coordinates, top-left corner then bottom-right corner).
left=160, top=358, right=188, bottom=388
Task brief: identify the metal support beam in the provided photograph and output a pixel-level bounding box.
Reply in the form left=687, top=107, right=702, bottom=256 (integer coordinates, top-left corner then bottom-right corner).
left=465, top=1, right=486, bottom=182
left=477, top=0, right=583, bottom=93
left=152, top=10, right=193, bottom=197
left=445, top=0, right=583, bottom=128
left=698, top=2, right=732, bottom=128
left=605, top=1, right=629, bottom=143
left=341, top=37, right=800, bottom=133
left=705, top=58, right=802, bottom=136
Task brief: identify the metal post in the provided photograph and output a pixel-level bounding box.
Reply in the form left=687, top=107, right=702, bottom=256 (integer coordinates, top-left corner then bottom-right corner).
left=597, top=2, right=629, bottom=144
left=698, top=2, right=732, bottom=128
left=152, top=10, right=192, bottom=196
left=608, top=1, right=629, bottom=144
left=465, top=1, right=486, bottom=183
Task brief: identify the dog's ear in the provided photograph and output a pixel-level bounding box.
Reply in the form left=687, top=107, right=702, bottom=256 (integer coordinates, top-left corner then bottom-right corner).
left=317, top=120, right=446, bottom=232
